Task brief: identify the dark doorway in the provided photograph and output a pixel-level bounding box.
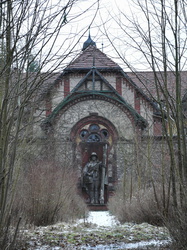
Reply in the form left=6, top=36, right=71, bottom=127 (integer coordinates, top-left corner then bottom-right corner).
left=80, top=142, right=108, bottom=205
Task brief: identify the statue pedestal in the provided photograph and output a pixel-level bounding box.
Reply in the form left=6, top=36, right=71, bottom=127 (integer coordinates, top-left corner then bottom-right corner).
left=87, top=204, right=108, bottom=211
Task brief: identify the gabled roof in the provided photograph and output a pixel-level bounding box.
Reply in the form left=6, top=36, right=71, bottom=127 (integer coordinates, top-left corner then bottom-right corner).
left=127, top=71, right=187, bottom=100
left=42, top=67, right=148, bottom=129
left=63, top=46, right=156, bottom=108
left=65, top=45, right=121, bottom=71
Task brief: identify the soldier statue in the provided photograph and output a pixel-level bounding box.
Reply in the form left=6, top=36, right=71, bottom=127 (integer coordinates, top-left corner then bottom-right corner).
left=83, top=152, right=104, bottom=204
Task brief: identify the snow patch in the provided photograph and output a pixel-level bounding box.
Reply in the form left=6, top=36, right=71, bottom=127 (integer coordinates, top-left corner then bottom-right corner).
left=79, top=211, right=119, bottom=227
left=80, top=240, right=170, bottom=249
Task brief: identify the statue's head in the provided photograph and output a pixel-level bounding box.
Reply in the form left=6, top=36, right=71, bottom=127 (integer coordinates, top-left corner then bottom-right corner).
left=90, top=152, right=98, bottom=160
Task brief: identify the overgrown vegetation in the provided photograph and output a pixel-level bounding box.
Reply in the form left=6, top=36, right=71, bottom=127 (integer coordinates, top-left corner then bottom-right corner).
left=105, top=1, right=187, bottom=249
left=16, top=215, right=170, bottom=249
left=109, top=178, right=187, bottom=249
left=109, top=184, right=165, bottom=226
left=0, top=0, right=99, bottom=249
left=12, top=160, right=87, bottom=227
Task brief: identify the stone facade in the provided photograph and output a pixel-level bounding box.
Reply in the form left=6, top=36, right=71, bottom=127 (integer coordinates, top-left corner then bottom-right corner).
left=32, top=42, right=165, bottom=205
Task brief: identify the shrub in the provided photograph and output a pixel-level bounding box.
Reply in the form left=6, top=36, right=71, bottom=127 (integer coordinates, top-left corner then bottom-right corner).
left=12, top=160, right=88, bottom=226
left=165, top=205, right=187, bottom=249
left=109, top=181, right=187, bottom=249
left=108, top=182, right=168, bottom=226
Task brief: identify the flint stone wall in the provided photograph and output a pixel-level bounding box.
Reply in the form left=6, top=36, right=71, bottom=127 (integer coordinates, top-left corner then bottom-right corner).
left=51, top=99, right=136, bottom=179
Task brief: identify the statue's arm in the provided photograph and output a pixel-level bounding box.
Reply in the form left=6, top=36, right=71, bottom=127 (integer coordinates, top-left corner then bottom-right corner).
left=83, top=163, right=93, bottom=176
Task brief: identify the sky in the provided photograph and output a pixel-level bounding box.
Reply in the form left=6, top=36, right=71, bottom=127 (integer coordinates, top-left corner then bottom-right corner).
left=40, top=0, right=131, bottom=72
left=70, top=0, right=136, bottom=70
left=35, top=0, right=187, bottom=72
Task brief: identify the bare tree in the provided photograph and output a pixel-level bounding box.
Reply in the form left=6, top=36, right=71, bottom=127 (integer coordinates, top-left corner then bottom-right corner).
left=103, top=0, right=187, bottom=247
left=0, top=0, right=99, bottom=248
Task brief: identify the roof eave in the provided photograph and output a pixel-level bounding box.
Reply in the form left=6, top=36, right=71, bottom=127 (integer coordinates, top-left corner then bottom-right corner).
left=64, top=67, right=122, bottom=74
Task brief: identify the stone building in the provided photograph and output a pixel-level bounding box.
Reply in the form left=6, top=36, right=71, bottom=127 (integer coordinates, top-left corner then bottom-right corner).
left=32, top=35, right=186, bottom=205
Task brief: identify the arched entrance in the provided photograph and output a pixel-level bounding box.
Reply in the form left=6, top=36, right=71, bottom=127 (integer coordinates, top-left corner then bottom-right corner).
left=70, top=114, right=118, bottom=206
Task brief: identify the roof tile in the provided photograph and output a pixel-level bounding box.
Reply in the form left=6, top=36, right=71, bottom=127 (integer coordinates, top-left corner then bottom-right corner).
left=66, top=45, right=120, bottom=69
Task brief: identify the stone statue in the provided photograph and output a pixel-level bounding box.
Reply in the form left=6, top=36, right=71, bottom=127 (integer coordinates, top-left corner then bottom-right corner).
left=83, top=152, right=104, bottom=204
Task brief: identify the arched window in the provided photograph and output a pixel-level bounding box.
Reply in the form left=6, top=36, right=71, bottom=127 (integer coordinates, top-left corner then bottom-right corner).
left=89, top=124, right=100, bottom=131
left=79, top=124, right=109, bottom=142
left=80, top=130, right=88, bottom=139
left=101, top=129, right=108, bottom=138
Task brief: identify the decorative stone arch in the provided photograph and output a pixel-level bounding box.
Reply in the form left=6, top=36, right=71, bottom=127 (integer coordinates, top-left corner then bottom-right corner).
left=70, top=113, right=119, bottom=206
left=44, top=93, right=147, bottom=131
left=70, top=113, right=118, bottom=144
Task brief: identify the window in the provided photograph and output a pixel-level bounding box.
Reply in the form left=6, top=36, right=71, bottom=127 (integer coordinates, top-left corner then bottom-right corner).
left=89, top=124, right=100, bottom=131
left=87, top=134, right=101, bottom=142
left=80, top=130, right=88, bottom=139
left=79, top=124, right=109, bottom=142
left=101, top=129, right=108, bottom=138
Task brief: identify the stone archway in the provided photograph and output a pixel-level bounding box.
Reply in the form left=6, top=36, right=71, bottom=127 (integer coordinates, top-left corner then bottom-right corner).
left=70, top=114, right=118, bottom=206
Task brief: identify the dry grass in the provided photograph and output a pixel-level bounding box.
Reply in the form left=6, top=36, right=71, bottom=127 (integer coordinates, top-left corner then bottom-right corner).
left=12, top=160, right=88, bottom=226
left=108, top=183, right=168, bottom=226
left=165, top=206, right=187, bottom=249
left=109, top=181, right=187, bottom=249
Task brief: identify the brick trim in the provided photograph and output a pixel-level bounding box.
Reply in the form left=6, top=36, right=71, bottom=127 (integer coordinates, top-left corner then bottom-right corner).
left=46, top=99, right=52, bottom=116
left=153, top=119, right=162, bottom=136
left=116, top=77, right=122, bottom=95
left=64, top=77, right=70, bottom=97
left=135, top=91, right=140, bottom=114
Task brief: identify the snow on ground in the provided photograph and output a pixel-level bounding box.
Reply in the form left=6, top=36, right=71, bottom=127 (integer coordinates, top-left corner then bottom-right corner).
left=21, top=211, right=171, bottom=249
left=79, top=211, right=119, bottom=227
